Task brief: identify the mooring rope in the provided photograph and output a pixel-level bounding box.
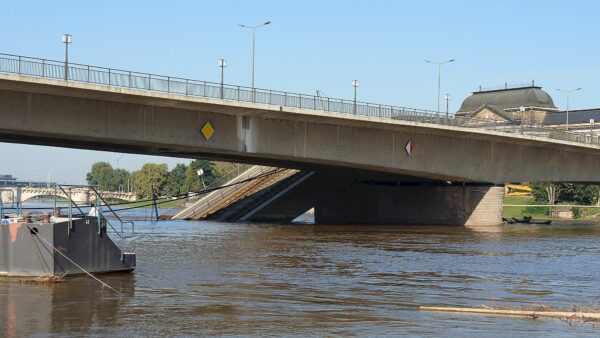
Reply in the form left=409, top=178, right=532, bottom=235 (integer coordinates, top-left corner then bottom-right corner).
left=29, top=231, right=51, bottom=274
left=25, top=224, right=122, bottom=295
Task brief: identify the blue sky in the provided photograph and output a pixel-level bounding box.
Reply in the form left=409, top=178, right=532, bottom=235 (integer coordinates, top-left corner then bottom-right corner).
left=1, top=0, right=599, bottom=182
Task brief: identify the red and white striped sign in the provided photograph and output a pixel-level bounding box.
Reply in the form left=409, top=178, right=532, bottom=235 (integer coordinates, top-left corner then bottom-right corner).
left=405, top=140, right=414, bottom=156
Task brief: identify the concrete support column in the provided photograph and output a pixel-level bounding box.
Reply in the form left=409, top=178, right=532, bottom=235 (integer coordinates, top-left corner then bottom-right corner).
left=315, top=184, right=504, bottom=226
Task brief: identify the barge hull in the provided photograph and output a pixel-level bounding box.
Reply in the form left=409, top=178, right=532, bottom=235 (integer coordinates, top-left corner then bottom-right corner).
left=1, top=217, right=135, bottom=277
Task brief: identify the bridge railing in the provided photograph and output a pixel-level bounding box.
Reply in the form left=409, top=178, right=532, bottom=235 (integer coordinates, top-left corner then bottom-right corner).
left=0, top=53, right=439, bottom=120
left=1, top=53, right=599, bottom=147
left=466, top=119, right=600, bottom=145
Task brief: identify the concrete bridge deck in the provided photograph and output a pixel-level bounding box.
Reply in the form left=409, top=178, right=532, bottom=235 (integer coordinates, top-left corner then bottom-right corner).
left=2, top=54, right=600, bottom=226
left=1, top=70, right=599, bottom=184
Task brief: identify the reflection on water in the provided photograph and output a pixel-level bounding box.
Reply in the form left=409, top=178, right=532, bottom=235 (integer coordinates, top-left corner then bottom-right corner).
left=1, top=275, right=135, bottom=337
left=2, top=203, right=600, bottom=336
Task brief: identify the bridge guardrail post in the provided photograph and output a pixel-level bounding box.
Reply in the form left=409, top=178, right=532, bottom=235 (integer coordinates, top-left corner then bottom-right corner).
left=108, top=68, right=111, bottom=86
left=129, top=71, right=132, bottom=88
left=167, top=77, right=170, bottom=93
left=149, top=74, right=152, bottom=90
left=17, top=56, right=21, bottom=75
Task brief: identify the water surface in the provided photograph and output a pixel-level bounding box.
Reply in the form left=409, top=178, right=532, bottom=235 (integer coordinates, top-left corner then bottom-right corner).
left=2, top=205, right=600, bottom=336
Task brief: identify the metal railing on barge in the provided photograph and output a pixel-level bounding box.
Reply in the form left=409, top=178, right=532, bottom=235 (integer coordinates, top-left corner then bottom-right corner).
left=57, top=185, right=134, bottom=259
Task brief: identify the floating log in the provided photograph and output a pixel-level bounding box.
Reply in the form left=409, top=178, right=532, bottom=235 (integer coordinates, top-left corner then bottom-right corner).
left=419, top=306, right=600, bottom=320
left=23, top=273, right=66, bottom=284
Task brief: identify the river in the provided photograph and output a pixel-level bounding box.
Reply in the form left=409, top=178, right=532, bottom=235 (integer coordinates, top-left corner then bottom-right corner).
left=2, top=202, right=600, bottom=336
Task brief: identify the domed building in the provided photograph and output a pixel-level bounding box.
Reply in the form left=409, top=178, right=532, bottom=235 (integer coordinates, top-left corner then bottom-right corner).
left=456, top=83, right=558, bottom=125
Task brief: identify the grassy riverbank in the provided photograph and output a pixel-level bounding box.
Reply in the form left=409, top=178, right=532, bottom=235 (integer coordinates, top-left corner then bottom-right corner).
left=503, top=196, right=548, bottom=219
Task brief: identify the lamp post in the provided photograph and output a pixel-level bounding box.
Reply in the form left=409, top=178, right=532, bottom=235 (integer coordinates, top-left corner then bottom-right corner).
left=352, top=80, right=359, bottom=114
left=425, top=59, right=455, bottom=113
left=239, top=21, right=271, bottom=94
left=197, top=169, right=205, bottom=189
left=444, top=93, right=451, bottom=119
left=62, top=33, right=72, bottom=80
left=556, top=87, right=582, bottom=132
left=218, top=59, right=227, bottom=99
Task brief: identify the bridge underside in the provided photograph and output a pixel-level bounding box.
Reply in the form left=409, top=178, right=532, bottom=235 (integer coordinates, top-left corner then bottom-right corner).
left=1, top=74, right=600, bottom=184
left=207, top=169, right=504, bottom=226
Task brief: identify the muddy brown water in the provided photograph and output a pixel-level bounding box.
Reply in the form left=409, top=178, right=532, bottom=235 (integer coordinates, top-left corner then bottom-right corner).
left=2, top=203, right=600, bottom=336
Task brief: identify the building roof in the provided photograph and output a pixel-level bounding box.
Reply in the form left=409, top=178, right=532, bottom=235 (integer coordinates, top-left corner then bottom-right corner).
left=542, top=108, right=600, bottom=126
left=458, top=86, right=557, bottom=113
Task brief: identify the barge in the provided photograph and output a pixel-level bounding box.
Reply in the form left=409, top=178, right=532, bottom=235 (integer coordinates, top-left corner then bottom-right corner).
left=0, top=185, right=135, bottom=277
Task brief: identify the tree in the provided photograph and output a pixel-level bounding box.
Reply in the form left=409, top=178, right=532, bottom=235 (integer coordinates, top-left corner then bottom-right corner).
left=569, top=184, right=599, bottom=205
left=531, top=182, right=600, bottom=205
left=112, top=168, right=132, bottom=192
left=165, top=163, right=187, bottom=196
left=132, top=163, right=169, bottom=197
left=190, top=159, right=217, bottom=185
left=183, top=160, right=217, bottom=193
left=530, top=182, right=556, bottom=204
left=213, top=161, right=237, bottom=178
left=86, top=162, right=114, bottom=190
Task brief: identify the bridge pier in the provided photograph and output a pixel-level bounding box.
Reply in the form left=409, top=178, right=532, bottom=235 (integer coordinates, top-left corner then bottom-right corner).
left=314, top=184, right=504, bottom=226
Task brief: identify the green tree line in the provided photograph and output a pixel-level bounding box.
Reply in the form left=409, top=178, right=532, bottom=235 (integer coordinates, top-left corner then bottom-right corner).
left=530, top=182, right=600, bottom=205
left=527, top=182, right=600, bottom=218
left=86, top=160, right=236, bottom=197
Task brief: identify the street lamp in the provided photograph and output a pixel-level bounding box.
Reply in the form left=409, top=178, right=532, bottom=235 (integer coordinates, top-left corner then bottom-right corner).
left=425, top=59, right=455, bottom=113
left=352, top=80, right=359, bottom=114
left=239, top=21, right=271, bottom=95
left=444, top=93, right=451, bottom=119
left=62, top=33, right=72, bottom=80
left=556, top=87, right=582, bottom=132
left=590, top=118, right=595, bottom=144
left=218, top=59, right=227, bottom=99
left=197, top=168, right=205, bottom=188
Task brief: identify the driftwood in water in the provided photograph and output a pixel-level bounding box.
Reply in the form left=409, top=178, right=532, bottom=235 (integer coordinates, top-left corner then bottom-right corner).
left=419, top=306, right=600, bottom=321
left=22, top=273, right=66, bottom=284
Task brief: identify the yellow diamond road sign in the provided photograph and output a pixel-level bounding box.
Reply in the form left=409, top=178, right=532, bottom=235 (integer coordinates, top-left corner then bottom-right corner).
left=201, top=122, right=215, bottom=140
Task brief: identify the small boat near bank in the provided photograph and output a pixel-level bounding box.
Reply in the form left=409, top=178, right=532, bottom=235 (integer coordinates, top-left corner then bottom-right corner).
left=503, top=216, right=552, bottom=225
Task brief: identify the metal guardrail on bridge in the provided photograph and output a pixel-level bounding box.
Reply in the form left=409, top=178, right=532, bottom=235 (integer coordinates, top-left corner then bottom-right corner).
left=0, top=53, right=437, bottom=119
left=0, top=53, right=598, bottom=146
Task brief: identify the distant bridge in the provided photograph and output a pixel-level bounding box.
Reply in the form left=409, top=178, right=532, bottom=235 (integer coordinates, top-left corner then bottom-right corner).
left=0, top=186, right=138, bottom=204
